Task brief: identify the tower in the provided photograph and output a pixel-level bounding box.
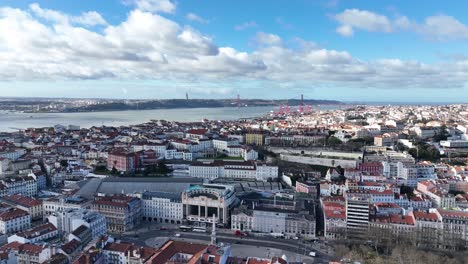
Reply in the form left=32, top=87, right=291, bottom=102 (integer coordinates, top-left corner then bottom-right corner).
left=186, top=92, right=189, bottom=101
left=210, top=214, right=217, bottom=245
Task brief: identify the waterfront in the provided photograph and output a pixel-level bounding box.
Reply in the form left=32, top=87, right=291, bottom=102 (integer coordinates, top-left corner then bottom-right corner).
left=0, top=105, right=341, bottom=132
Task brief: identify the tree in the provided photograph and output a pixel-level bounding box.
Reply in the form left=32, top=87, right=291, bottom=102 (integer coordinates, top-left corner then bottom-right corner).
left=433, top=125, right=449, bottom=142
left=60, top=160, right=68, bottom=168
left=111, top=167, right=118, bottom=175
left=327, top=136, right=342, bottom=147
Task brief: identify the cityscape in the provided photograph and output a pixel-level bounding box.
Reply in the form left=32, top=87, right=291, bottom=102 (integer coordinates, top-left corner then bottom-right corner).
left=1, top=1, right=468, bottom=264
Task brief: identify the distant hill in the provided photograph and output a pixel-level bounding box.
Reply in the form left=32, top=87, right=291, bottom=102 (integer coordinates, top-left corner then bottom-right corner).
left=64, top=99, right=343, bottom=112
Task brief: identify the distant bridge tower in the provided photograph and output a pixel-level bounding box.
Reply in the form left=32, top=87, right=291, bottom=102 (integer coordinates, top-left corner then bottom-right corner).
left=236, top=92, right=241, bottom=108
left=186, top=92, right=189, bottom=101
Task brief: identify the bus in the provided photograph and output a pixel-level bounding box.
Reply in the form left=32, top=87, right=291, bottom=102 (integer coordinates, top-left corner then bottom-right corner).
left=193, top=228, right=207, bottom=233
left=179, top=226, right=192, bottom=232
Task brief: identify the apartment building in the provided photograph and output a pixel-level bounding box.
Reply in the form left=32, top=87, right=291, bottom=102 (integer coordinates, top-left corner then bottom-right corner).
left=107, top=150, right=139, bottom=172
left=0, top=176, right=37, bottom=197
left=1, top=194, right=43, bottom=220
left=48, top=208, right=107, bottom=240
left=91, top=194, right=142, bottom=232
left=7, top=223, right=58, bottom=244
left=136, top=192, right=183, bottom=224
left=43, top=196, right=91, bottom=216
left=231, top=204, right=316, bottom=239
left=0, top=208, right=31, bottom=235
left=345, top=191, right=371, bottom=239
left=321, top=200, right=346, bottom=239
left=0, top=242, right=52, bottom=264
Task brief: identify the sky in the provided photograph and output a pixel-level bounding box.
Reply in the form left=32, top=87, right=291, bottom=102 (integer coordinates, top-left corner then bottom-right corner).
left=0, top=0, right=468, bottom=103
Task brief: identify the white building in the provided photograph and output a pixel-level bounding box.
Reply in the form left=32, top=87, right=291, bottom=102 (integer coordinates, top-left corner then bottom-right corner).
left=0, top=149, right=27, bottom=161
left=7, top=223, right=58, bottom=244
left=188, top=161, right=278, bottom=181
left=182, top=184, right=237, bottom=226
left=48, top=208, right=106, bottom=240
left=231, top=207, right=316, bottom=239
left=212, top=138, right=239, bottom=151
left=43, top=196, right=91, bottom=216
left=135, top=192, right=183, bottom=224
left=0, top=208, right=31, bottom=235
left=1, top=176, right=37, bottom=197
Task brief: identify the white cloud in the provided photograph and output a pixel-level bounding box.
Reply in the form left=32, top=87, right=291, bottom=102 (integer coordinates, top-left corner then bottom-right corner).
left=126, top=0, right=176, bottom=14
left=254, top=32, right=282, bottom=46
left=186, top=13, right=208, bottom=24
left=334, top=9, right=392, bottom=37
left=419, top=15, right=468, bottom=40
left=334, top=8, right=468, bottom=41
left=234, top=21, right=257, bottom=31
left=29, top=3, right=107, bottom=26
left=336, top=25, right=353, bottom=36
left=0, top=4, right=468, bottom=91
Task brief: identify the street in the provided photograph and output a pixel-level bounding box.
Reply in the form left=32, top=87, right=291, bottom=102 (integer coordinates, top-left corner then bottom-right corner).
left=112, top=221, right=334, bottom=263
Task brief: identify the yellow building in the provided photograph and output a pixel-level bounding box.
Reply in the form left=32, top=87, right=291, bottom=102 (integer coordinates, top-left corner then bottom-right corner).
left=245, top=133, right=265, bottom=146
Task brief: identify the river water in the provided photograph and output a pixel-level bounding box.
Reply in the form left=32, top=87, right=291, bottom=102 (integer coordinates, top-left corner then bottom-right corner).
left=0, top=105, right=339, bottom=132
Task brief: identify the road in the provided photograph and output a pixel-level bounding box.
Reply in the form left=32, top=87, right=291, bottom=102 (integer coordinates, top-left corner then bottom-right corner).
left=112, top=222, right=334, bottom=264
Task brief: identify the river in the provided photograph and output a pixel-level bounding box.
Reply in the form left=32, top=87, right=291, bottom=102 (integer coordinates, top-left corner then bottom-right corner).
left=0, top=105, right=341, bottom=132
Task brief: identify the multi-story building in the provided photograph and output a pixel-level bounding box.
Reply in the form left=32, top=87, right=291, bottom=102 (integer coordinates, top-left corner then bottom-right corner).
left=188, top=160, right=278, bottom=181
left=7, top=223, right=58, bottom=244
left=0, top=242, right=52, bottom=264
left=182, top=184, right=237, bottom=226
left=358, top=162, right=383, bottom=176
left=245, top=132, right=265, bottom=146
left=436, top=209, right=468, bottom=247
left=345, top=191, right=371, bottom=239
left=91, top=194, right=142, bottom=232
left=397, top=162, right=418, bottom=187
left=242, top=147, right=258, bottom=161
left=136, top=192, right=183, bottom=224
left=68, top=225, right=92, bottom=247
left=321, top=199, right=346, bottom=239
left=0, top=148, right=27, bottom=161
left=369, top=214, right=416, bottom=236
left=414, top=126, right=438, bottom=139
left=103, top=242, right=159, bottom=264
left=411, top=210, right=443, bottom=248
left=43, top=196, right=91, bottom=216
left=231, top=207, right=316, bottom=239
left=417, top=181, right=456, bottom=208
left=295, top=181, right=319, bottom=198
left=1, top=176, right=37, bottom=197
left=107, top=150, right=139, bottom=172
left=48, top=208, right=107, bottom=240
left=1, top=195, right=43, bottom=220
left=0, top=208, right=31, bottom=234
left=212, top=138, right=239, bottom=151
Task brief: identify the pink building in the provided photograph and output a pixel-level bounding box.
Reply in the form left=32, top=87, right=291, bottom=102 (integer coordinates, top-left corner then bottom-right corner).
left=107, top=151, right=139, bottom=172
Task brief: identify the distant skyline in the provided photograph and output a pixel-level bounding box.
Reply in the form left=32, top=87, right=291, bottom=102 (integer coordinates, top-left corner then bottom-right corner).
left=1, top=0, right=468, bottom=102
